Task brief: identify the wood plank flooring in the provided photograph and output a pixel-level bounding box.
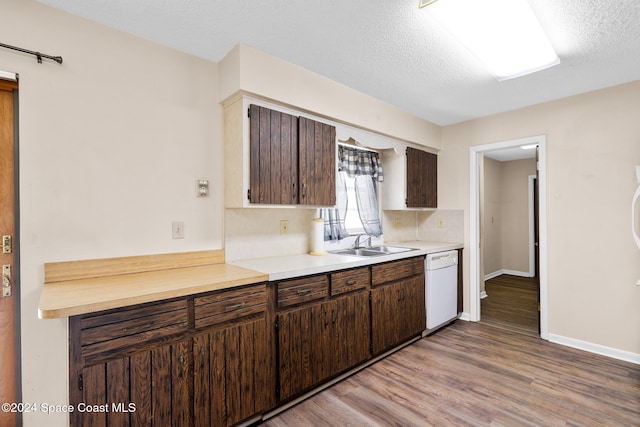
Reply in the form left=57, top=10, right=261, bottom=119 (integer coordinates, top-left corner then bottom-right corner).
left=262, top=320, right=640, bottom=426
left=481, top=274, right=539, bottom=337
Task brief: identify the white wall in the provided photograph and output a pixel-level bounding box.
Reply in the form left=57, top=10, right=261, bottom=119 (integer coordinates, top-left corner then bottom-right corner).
left=440, top=81, right=640, bottom=356
left=2, top=1, right=222, bottom=425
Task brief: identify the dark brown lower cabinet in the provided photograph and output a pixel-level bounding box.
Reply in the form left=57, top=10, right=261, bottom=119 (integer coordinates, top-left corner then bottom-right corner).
left=69, top=284, right=273, bottom=427
left=71, top=338, right=192, bottom=427
left=193, top=317, right=275, bottom=427
left=68, top=255, right=441, bottom=426
left=371, top=258, right=426, bottom=355
left=277, top=288, right=370, bottom=402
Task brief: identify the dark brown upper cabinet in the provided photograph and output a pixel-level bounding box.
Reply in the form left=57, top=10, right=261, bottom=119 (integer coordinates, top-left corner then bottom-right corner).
left=249, top=104, right=299, bottom=205
left=406, top=147, right=437, bottom=208
left=249, top=104, right=336, bottom=206
left=382, top=146, right=437, bottom=210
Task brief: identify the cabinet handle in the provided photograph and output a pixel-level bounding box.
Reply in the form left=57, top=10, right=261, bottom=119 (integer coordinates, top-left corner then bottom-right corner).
left=297, top=289, right=312, bottom=295
left=224, top=302, right=246, bottom=310
left=346, top=279, right=356, bottom=286
left=179, top=354, right=185, bottom=365
left=301, top=183, right=306, bottom=199
left=292, top=183, right=297, bottom=198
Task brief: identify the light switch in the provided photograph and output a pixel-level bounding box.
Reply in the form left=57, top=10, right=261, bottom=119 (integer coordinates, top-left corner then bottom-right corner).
left=172, top=221, right=185, bottom=239
left=197, top=180, right=209, bottom=197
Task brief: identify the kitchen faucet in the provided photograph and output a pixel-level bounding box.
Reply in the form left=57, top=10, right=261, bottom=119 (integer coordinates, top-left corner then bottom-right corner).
left=353, top=234, right=371, bottom=249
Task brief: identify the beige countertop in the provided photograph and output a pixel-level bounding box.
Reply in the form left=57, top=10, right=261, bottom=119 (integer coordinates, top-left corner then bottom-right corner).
left=232, top=241, right=463, bottom=281
left=38, top=250, right=267, bottom=319
left=38, top=242, right=462, bottom=319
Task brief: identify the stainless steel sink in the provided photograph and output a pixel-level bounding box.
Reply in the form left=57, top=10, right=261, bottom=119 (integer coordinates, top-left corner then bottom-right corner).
left=367, top=245, right=416, bottom=254
left=330, top=245, right=417, bottom=257
left=330, top=248, right=387, bottom=257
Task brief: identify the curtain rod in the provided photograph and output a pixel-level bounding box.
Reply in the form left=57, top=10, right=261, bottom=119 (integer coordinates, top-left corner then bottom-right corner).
left=0, top=42, right=63, bottom=64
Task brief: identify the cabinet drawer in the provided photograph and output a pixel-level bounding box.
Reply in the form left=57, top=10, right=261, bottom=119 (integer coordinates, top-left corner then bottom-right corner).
left=331, top=267, right=370, bottom=296
left=372, top=256, right=425, bottom=286
left=277, top=275, right=329, bottom=308
left=194, top=283, right=267, bottom=329
left=80, top=299, right=189, bottom=360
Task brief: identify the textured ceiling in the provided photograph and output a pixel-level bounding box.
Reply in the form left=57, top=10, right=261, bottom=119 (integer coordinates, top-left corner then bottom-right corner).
left=38, top=0, right=640, bottom=126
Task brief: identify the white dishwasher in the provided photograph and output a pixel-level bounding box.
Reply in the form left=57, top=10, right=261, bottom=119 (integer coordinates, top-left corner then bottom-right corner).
left=424, top=250, right=458, bottom=335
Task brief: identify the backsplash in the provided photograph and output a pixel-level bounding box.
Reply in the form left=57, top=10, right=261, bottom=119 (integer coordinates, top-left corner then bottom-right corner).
left=417, top=209, right=464, bottom=243
left=225, top=208, right=463, bottom=262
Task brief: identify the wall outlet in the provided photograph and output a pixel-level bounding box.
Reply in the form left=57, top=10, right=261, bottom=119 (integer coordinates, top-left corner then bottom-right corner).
left=438, top=218, right=446, bottom=228
left=280, top=220, right=289, bottom=235
left=172, top=221, right=185, bottom=239
left=393, top=217, right=401, bottom=226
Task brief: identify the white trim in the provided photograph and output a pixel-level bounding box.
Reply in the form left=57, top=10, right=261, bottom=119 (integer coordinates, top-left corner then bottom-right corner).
left=458, top=312, right=471, bottom=321
left=470, top=135, right=548, bottom=339
left=528, top=175, right=536, bottom=277
left=549, top=334, right=640, bottom=365
left=485, top=269, right=532, bottom=280
left=485, top=270, right=502, bottom=281
left=479, top=291, right=488, bottom=299
left=0, top=70, right=17, bottom=82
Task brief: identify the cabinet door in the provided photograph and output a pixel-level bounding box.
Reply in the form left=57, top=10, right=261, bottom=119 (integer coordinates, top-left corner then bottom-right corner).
left=277, top=300, right=334, bottom=401
left=249, top=104, right=299, bottom=204
left=371, top=282, right=399, bottom=355
left=371, top=277, right=425, bottom=355
left=406, top=147, right=437, bottom=208
left=298, top=116, right=336, bottom=206
left=398, top=275, right=426, bottom=341
left=332, top=291, right=371, bottom=373
left=193, top=317, right=275, bottom=427
left=72, top=339, right=192, bottom=427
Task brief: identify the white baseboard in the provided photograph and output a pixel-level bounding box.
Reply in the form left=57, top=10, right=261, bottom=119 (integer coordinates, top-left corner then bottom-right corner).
left=548, top=333, right=640, bottom=365
left=458, top=312, right=471, bottom=321
left=480, top=291, right=488, bottom=299
left=484, top=269, right=533, bottom=280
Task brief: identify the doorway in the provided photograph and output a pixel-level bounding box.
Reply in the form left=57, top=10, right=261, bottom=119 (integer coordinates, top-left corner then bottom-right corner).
left=0, top=75, right=20, bottom=427
left=469, top=135, right=548, bottom=340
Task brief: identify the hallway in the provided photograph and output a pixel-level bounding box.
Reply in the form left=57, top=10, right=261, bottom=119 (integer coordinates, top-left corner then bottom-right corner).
left=481, top=274, right=539, bottom=337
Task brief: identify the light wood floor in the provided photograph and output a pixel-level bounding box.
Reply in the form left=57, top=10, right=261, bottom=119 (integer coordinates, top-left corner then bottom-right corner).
left=263, top=320, right=640, bottom=426
left=481, top=274, right=539, bottom=337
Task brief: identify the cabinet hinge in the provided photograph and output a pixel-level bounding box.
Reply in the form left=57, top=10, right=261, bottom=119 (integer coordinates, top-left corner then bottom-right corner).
left=78, top=373, right=83, bottom=391
left=247, top=189, right=251, bottom=200
left=248, top=107, right=251, bottom=118
left=275, top=318, right=279, bottom=330
left=405, top=198, right=408, bottom=206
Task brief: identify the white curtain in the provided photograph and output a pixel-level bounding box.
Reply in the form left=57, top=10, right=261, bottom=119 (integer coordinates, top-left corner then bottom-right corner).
left=321, top=171, right=349, bottom=240
left=322, top=145, right=384, bottom=240
left=354, top=175, right=383, bottom=236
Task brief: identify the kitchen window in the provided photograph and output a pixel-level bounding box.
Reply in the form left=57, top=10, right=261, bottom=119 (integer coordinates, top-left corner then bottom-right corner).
left=323, top=144, right=383, bottom=240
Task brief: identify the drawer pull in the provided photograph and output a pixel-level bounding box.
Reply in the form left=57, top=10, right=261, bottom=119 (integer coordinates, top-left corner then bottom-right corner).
left=223, top=302, right=246, bottom=310
left=346, top=279, right=356, bottom=286
left=297, top=289, right=312, bottom=295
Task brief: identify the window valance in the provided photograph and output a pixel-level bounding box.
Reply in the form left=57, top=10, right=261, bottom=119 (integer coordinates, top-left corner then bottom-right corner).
left=338, top=145, right=384, bottom=182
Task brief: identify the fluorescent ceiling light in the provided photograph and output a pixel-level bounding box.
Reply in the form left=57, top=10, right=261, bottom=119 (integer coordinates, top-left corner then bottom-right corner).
left=520, top=144, right=538, bottom=150
left=422, top=0, right=560, bottom=81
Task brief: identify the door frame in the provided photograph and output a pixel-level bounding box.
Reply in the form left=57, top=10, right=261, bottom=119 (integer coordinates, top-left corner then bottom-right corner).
left=528, top=174, right=537, bottom=277
left=469, top=135, right=548, bottom=339
left=0, top=73, right=21, bottom=425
